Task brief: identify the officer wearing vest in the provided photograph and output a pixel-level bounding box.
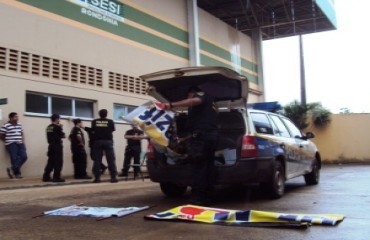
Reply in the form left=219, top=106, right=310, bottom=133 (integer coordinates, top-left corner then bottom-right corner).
left=69, top=118, right=91, bottom=179
left=119, top=123, right=146, bottom=178
left=91, top=109, right=118, bottom=183
left=42, top=114, right=66, bottom=182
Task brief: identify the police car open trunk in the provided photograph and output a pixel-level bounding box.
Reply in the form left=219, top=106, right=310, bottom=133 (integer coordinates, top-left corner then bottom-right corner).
left=140, top=67, right=250, bottom=185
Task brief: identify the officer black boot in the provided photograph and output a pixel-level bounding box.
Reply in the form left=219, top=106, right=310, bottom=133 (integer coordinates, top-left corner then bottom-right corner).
left=42, top=173, right=52, bottom=182
left=110, top=174, right=118, bottom=183
left=93, top=175, right=101, bottom=183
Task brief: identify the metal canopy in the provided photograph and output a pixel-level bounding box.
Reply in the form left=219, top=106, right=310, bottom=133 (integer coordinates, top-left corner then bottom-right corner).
left=197, top=0, right=336, bottom=40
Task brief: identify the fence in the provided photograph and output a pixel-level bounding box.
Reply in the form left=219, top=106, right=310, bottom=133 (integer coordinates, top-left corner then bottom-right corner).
left=306, top=113, right=370, bottom=163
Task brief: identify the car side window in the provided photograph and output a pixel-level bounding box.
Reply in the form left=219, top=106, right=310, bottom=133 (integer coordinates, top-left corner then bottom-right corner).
left=250, top=112, right=274, bottom=135
left=281, top=117, right=303, bottom=138
left=269, top=115, right=291, bottom=138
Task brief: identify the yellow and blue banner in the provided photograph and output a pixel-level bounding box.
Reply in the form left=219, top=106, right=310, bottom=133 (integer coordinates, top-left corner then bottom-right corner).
left=145, top=205, right=345, bottom=228
left=123, top=101, right=174, bottom=147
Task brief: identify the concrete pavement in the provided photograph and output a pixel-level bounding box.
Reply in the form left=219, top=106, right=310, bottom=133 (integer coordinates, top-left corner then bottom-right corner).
left=0, top=172, right=146, bottom=190
left=0, top=163, right=369, bottom=240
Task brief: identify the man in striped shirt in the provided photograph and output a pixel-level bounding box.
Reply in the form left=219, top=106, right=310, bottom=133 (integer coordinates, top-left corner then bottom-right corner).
left=0, top=112, right=28, bottom=179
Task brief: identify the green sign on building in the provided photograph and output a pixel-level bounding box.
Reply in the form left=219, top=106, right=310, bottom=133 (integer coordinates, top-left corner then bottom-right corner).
left=69, top=0, right=125, bottom=26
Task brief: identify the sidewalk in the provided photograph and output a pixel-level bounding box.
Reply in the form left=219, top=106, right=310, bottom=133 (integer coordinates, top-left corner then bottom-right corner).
left=0, top=172, right=147, bottom=191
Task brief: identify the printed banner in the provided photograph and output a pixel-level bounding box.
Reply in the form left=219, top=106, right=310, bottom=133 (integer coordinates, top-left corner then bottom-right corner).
left=123, top=101, right=174, bottom=147
left=44, top=205, right=149, bottom=218
left=145, top=205, right=345, bottom=227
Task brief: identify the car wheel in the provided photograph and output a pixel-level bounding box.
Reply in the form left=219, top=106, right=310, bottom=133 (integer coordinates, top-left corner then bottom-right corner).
left=304, top=158, right=320, bottom=185
left=261, top=161, right=285, bottom=199
left=160, top=182, right=187, bottom=197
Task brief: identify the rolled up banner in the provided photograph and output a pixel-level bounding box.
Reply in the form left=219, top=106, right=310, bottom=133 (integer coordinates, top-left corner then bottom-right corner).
left=123, top=101, right=174, bottom=147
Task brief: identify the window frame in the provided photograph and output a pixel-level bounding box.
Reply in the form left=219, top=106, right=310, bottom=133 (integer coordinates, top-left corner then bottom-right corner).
left=250, top=112, right=274, bottom=135
left=269, top=114, right=291, bottom=138
left=113, top=103, right=137, bottom=123
left=280, top=116, right=303, bottom=138
left=25, top=91, right=95, bottom=120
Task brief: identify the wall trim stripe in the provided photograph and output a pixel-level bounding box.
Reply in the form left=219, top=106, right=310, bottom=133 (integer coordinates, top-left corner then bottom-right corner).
left=10, top=0, right=258, bottom=80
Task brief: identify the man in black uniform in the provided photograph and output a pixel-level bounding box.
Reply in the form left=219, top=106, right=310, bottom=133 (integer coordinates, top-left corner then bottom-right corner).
left=91, top=109, right=118, bottom=183
left=42, top=114, right=66, bottom=182
left=118, top=123, right=146, bottom=178
left=163, top=86, right=219, bottom=205
left=69, top=118, right=91, bottom=179
left=83, top=126, right=107, bottom=174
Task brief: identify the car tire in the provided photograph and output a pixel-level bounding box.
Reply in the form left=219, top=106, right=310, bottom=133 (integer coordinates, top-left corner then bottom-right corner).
left=160, top=182, right=187, bottom=197
left=304, top=158, right=320, bottom=185
left=261, top=161, right=285, bottom=199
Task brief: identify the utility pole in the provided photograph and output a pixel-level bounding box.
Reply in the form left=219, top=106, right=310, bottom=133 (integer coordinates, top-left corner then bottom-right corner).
left=299, top=35, right=307, bottom=105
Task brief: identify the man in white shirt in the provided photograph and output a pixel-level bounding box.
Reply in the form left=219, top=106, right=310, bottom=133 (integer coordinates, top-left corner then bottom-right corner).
left=0, top=112, right=28, bottom=179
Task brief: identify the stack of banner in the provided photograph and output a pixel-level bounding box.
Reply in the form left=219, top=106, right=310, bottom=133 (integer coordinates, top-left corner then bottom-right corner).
left=123, top=101, right=174, bottom=147
left=145, top=205, right=345, bottom=228
left=43, top=205, right=149, bottom=218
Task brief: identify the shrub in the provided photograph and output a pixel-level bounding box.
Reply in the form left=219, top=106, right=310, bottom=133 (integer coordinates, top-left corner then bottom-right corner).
left=280, top=101, right=331, bottom=129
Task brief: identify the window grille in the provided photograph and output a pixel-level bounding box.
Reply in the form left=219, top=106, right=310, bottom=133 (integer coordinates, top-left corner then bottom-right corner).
left=8, top=49, right=18, bottom=72
left=0, top=46, right=104, bottom=88
left=0, top=47, right=6, bottom=69
left=108, top=71, right=147, bottom=95
left=31, top=54, right=40, bottom=75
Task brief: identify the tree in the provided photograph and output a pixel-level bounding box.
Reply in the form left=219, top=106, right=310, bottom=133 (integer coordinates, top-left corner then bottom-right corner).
left=339, top=108, right=351, bottom=114
left=279, top=101, right=332, bottom=129
left=309, top=102, right=331, bottom=126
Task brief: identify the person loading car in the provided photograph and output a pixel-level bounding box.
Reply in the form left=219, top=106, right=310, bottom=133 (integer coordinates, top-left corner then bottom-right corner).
left=163, top=85, right=219, bottom=205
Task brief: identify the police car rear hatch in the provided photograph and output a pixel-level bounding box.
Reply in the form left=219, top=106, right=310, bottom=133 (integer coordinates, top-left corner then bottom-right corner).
left=140, top=66, right=249, bottom=109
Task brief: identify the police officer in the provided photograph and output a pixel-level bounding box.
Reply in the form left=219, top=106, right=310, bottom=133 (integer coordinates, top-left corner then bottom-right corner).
left=163, top=85, right=219, bottom=205
left=91, top=109, right=118, bottom=183
left=42, top=114, right=66, bottom=182
left=69, top=118, right=92, bottom=179
left=83, top=126, right=108, bottom=174
left=119, top=123, right=146, bottom=178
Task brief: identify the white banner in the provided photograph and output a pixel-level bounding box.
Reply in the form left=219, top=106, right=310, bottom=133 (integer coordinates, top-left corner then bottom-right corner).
left=44, top=205, right=149, bottom=218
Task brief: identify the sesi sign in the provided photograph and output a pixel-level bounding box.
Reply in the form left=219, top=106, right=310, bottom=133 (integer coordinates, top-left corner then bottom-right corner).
left=87, top=0, right=122, bottom=16
left=70, top=0, right=125, bottom=25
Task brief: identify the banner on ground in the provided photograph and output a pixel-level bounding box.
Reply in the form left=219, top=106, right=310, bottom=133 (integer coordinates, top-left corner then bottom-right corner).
left=44, top=205, right=149, bottom=218
left=122, top=101, right=174, bottom=147
left=145, top=205, right=345, bottom=227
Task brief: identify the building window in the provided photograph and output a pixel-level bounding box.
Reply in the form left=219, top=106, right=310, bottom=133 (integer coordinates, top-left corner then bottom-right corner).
left=52, top=96, right=72, bottom=116
left=26, top=93, right=49, bottom=114
left=75, top=100, right=94, bottom=118
left=113, top=103, right=136, bottom=122
left=25, top=92, right=94, bottom=119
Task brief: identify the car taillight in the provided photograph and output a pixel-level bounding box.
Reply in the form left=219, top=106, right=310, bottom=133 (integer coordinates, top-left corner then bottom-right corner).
left=147, top=142, right=155, bottom=160
left=241, top=135, right=258, bottom=158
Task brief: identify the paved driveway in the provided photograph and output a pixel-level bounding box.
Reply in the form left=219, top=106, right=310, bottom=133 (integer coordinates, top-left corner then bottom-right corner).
left=0, top=164, right=369, bottom=240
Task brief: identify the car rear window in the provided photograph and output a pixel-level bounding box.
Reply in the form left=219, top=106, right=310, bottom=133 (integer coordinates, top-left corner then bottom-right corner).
left=250, top=112, right=273, bottom=134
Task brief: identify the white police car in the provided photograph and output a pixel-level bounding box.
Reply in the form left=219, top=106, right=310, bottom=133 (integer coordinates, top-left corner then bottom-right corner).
left=140, top=66, right=321, bottom=199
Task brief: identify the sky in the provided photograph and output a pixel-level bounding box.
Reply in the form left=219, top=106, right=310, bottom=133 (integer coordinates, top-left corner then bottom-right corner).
left=262, top=0, right=370, bottom=113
